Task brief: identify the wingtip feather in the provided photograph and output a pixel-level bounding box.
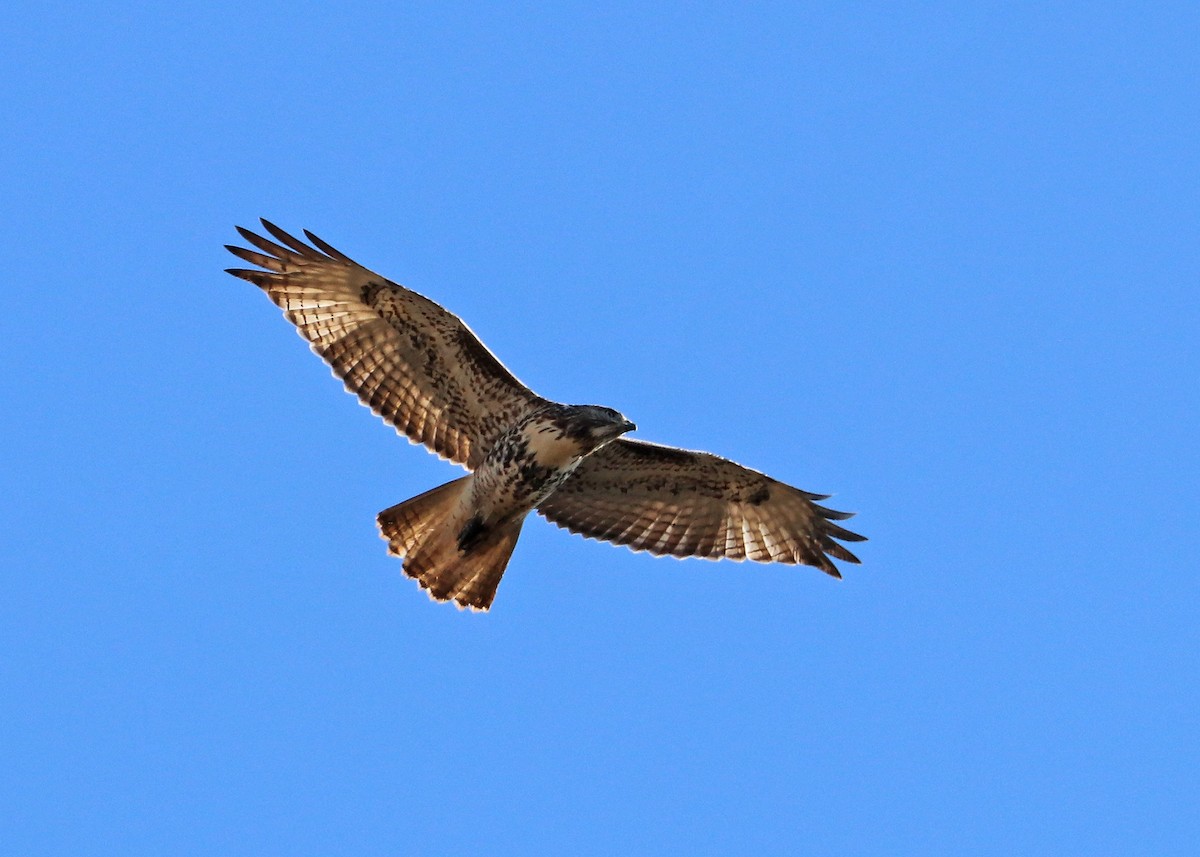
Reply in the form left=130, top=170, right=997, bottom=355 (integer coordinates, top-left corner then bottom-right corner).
left=303, top=228, right=352, bottom=262
left=260, top=219, right=325, bottom=257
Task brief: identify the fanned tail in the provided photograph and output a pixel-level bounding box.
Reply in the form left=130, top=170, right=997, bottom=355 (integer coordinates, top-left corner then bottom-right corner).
left=377, top=478, right=523, bottom=611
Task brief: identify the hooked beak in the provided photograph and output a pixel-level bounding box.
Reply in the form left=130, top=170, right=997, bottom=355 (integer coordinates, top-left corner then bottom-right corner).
left=593, top=419, right=636, bottom=441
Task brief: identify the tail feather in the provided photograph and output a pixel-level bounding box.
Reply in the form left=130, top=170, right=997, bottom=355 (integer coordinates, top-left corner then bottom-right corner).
left=377, top=477, right=469, bottom=558
left=405, top=521, right=523, bottom=610
left=377, top=478, right=523, bottom=611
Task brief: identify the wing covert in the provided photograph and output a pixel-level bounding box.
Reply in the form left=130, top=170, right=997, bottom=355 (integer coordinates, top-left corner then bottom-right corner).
left=226, top=220, right=542, bottom=468
left=536, top=439, right=865, bottom=575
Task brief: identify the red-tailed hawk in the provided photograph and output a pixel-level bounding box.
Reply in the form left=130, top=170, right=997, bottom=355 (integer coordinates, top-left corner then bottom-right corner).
left=226, top=221, right=865, bottom=610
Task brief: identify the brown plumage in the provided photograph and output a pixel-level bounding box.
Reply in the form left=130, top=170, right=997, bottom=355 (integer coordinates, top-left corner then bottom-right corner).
left=226, top=220, right=865, bottom=610
left=538, top=440, right=863, bottom=576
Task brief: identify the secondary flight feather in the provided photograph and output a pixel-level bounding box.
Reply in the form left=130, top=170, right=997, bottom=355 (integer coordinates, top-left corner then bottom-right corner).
left=226, top=220, right=865, bottom=610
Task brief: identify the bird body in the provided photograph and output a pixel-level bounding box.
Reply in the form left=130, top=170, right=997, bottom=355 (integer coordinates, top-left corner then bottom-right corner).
left=376, top=403, right=635, bottom=607
left=226, top=221, right=865, bottom=610
left=467, top=403, right=637, bottom=528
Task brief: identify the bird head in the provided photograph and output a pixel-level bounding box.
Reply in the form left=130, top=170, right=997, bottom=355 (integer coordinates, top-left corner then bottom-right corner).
left=566, top=405, right=637, bottom=445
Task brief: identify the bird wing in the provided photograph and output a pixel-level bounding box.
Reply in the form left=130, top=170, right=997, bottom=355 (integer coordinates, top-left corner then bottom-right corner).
left=536, top=439, right=865, bottom=575
left=226, top=220, right=542, bottom=469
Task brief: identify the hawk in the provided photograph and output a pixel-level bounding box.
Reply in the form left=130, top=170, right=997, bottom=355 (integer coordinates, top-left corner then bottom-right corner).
left=226, top=221, right=865, bottom=610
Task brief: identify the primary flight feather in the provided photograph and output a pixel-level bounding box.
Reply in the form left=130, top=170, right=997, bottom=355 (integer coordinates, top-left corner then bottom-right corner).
left=226, top=220, right=865, bottom=610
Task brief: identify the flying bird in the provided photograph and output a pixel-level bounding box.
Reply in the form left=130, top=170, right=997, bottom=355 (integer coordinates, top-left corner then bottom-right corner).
left=225, top=221, right=865, bottom=610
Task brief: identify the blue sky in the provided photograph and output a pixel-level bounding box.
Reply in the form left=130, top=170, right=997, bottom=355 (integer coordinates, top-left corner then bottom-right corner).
left=2, top=2, right=1197, bottom=854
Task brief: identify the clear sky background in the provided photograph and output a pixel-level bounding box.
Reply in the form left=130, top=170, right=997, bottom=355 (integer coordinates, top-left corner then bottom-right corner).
left=2, top=2, right=1197, bottom=854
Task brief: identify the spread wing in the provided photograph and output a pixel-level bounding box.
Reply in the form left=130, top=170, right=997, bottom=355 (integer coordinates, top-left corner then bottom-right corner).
left=225, top=220, right=542, bottom=469
left=537, top=439, right=865, bottom=575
